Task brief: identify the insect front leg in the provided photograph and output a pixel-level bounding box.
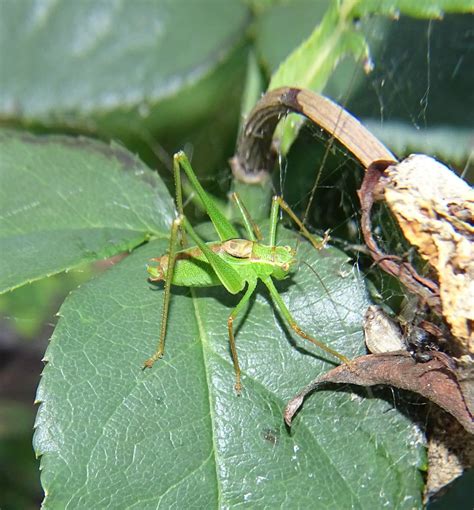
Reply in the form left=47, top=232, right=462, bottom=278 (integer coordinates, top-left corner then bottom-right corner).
left=144, top=216, right=183, bottom=369
left=173, top=153, right=186, bottom=247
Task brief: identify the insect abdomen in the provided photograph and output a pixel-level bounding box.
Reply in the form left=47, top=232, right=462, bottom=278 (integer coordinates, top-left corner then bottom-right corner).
left=148, top=244, right=223, bottom=287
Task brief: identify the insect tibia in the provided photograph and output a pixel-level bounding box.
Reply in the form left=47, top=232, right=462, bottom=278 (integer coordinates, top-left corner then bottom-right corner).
left=289, top=320, right=350, bottom=364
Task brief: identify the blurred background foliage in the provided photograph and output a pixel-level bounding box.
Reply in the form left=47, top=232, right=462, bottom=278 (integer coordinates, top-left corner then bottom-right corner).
left=0, top=0, right=472, bottom=508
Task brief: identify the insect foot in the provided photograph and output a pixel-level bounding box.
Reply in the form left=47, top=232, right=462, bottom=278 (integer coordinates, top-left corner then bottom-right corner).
left=234, top=381, right=242, bottom=396
left=143, top=350, right=164, bottom=370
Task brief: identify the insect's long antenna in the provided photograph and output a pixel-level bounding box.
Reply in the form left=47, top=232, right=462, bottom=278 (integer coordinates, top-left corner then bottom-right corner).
left=231, top=192, right=262, bottom=241
left=302, top=260, right=348, bottom=337
left=130, top=126, right=173, bottom=172
left=272, top=196, right=324, bottom=252
left=301, top=55, right=363, bottom=232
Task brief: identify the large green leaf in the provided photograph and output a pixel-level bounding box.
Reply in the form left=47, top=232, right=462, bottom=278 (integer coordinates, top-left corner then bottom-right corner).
left=34, top=233, right=425, bottom=508
left=264, top=0, right=473, bottom=154
left=0, top=0, right=250, bottom=184
left=0, top=0, right=250, bottom=136
left=363, top=121, right=474, bottom=168
left=255, top=0, right=331, bottom=74
left=0, top=131, right=174, bottom=293
left=269, top=0, right=473, bottom=92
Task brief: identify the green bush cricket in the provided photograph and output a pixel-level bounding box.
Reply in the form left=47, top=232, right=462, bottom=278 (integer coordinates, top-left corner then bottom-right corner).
left=144, top=151, right=350, bottom=393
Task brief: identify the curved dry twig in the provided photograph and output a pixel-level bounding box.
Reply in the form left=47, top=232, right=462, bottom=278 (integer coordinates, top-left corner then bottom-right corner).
left=231, top=87, right=395, bottom=183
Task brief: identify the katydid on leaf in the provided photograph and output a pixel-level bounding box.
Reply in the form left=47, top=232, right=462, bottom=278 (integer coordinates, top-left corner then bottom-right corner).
left=144, top=151, right=350, bottom=393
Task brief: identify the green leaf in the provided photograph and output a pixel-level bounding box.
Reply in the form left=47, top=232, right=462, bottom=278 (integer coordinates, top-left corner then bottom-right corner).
left=266, top=0, right=474, bottom=154
left=268, top=1, right=370, bottom=153
left=269, top=0, right=473, bottom=91
left=239, top=51, right=265, bottom=123
left=0, top=0, right=250, bottom=134
left=34, top=233, right=425, bottom=508
left=350, top=0, right=474, bottom=18
left=363, top=120, right=474, bottom=167
left=255, top=0, right=330, bottom=74
left=0, top=131, right=174, bottom=293
left=0, top=269, right=93, bottom=339
left=269, top=2, right=369, bottom=93
left=0, top=401, right=41, bottom=508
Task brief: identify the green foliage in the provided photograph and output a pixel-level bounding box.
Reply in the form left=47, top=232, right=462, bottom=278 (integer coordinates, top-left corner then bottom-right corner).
left=0, top=132, right=173, bottom=293
left=364, top=121, right=474, bottom=168
left=1, top=128, right=427, bottom=508
left=266, top=0, right=474, bottom=152
left=0, top=269, right=93, bottom=339
left=0, top=0, right=249, bottom=129
left=34, top=233, right=425, bottom=508
left=0, top=403, right=41, bottom=509
left=1, top=0, right=472, bottom=507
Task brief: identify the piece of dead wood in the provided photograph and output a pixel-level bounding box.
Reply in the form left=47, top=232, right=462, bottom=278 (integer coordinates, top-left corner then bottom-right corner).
left=231, top=87, right=395, bottom=183
left=360, top=155, right=474, bottom=355
left=383, top=155, right=474, bottom=354
left=284, top=352, right=474, bottom=434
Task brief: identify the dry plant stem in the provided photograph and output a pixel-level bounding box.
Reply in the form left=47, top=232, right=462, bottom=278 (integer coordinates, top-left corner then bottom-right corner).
left=231, top=87, right=396, bottom=182
left=358, top=161, right=442, bottom=313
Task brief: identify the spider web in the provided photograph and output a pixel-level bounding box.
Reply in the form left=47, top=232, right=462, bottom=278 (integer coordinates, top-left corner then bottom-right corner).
left=278, top=13, right=473, bottom=316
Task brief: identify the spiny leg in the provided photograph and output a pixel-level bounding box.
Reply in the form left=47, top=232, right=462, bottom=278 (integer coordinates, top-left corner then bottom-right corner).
left=231, top=192, right=262, bottom=241
left=174, top=151, right=239, bottom=241
left=227, top=280, right=257, bottom=394
left=269, top=195, right=326, bottom=251
left=146, top=211, right=245, bottom=372
left=173, top=154, right=187, bottom=247
left=261, top=276, right=350, bottom=364
left=144, top=216, right=182, bottom=368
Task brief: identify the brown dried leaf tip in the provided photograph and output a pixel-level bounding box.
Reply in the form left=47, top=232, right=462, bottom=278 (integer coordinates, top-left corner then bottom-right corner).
left=284, top=352, right=474, bottom=435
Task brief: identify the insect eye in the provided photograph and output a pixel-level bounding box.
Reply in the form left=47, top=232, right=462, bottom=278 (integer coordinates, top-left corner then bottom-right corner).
left=284, top=245, right=292, bottom=252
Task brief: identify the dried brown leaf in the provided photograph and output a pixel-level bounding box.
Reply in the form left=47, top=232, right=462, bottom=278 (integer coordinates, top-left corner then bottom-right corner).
left=285, top=352, right=474, bottom=434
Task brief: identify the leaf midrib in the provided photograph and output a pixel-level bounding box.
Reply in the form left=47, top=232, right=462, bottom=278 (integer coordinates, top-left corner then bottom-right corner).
left=191, top=286, right=224, bottom=509
left=190, top=287, right=365, bottom=509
